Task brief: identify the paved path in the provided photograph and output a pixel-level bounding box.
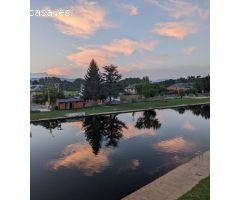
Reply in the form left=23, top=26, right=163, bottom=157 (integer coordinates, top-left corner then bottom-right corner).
left=122, top=151, right=210, bottom=200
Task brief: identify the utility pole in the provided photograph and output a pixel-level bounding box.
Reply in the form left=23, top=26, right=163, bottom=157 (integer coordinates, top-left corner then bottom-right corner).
left=80, top=83, right=84, bottom=98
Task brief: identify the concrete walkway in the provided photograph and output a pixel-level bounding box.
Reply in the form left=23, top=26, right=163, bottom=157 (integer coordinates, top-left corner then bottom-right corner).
left=122, top=151, right=210, bottom=200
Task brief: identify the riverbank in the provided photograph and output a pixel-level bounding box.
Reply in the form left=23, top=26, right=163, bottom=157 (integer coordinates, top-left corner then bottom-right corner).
left=122, top=151, right=210, bottom=200
left=178, top=176, right=210, bottom=200
left=30, top=97, right=210, bottom=121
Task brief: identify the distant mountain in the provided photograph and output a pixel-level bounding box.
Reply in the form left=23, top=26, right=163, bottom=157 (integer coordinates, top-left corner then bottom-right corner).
left=30, top=73, right=76, bottom=82
left=30, top=72, right=48, bottom=79
left=151, top=78, right=168, bottom=83
left=59, top=78, right=75, bottom=82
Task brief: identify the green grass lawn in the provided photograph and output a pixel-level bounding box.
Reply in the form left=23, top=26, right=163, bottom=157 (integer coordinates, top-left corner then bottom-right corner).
left=30, top=97, right=210, bottom=121
left=178, top=176, right=210, bottom=200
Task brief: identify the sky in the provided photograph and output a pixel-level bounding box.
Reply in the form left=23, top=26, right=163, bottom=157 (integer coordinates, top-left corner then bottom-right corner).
left=30, top=0, right=210, bottom=80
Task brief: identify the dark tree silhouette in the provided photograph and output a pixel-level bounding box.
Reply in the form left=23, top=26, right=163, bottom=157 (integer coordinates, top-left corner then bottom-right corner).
left=82, top=114, right=127, bottom=154
left=189, top=105, right=210, bottom=119
left=104, top=114, right=127, bottom=147
left=82, top=116, right=108, bottom=155
left=174, top=107, right=186, bottom=114
left=83, top=59, right=103, bottom=101
left=32, top=120, right=64, bottom=133
left=102, top=65, right=122, bottom=104
left=135, top=110, right=161, bottom=130
left=174, top=105, right=210, bottom=119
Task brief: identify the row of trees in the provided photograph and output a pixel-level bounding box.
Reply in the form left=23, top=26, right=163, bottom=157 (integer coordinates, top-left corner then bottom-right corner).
left=32, top=77, right=85, bottom=92
left=34, top=85, right=65, bottom=104
left=31, top=59, right=210, bottom=103
left=31, top=74, right=148, bottom=95
left=135, top=75, right=210, bottom=98
left=83, top=59, right=122, bottom=104
left=32, top=59, right=123, bottom=105
left=193, top=75, right=210, bottom=93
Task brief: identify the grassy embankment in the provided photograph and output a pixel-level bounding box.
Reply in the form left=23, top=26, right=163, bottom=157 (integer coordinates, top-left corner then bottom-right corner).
left=178, top=176, right=210, bottom=200
left=31, top=97, right=210, bottom=121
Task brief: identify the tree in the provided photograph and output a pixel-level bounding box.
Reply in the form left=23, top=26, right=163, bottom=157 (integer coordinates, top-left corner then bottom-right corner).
left=32, top=85, right=65, bottom=105
left=33, top=120, right=64, bottom=134
left=142, top=76, right=150, bottom=83
left=82, top=115, right=126, bottom=154
left=31, top=80, right=39, bottom=85
left=203, top=75, right=210, bottom=93
left=104, top=114, right=126, bottom=147
left=82, top=116, right=107, bottom=155
left=102, top=65, right=122, bottom=104
left=136, top=83, right=162, bottom=98
left=83, top=59, right=103, bottom=101
left=135, top=110, right=161, bottom=130
left=193, top=75, right=210, bottom=93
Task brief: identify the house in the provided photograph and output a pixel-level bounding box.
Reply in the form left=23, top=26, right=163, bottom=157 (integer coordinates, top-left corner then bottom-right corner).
left=30, top=84, right=43, bottom=93
left=56, top=98, right=84, bottom=110
left=30, top=84, right=43, bottom=103
left=125, top=85, right=137, bottom=94
left=167, top=83, right=193, bottom=92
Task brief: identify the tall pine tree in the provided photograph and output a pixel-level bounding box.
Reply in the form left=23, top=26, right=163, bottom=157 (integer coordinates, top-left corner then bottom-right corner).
left=83, top=59, right=103, bottom=101
left=102, top=65, right=122, bottom=104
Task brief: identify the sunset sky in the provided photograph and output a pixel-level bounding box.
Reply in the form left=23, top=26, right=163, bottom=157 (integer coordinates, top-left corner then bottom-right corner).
left=31, top=0, right=210, bottom=80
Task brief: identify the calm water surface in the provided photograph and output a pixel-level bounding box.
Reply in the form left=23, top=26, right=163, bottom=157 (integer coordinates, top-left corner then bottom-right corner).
left=31, top=105, right=210, bottom=200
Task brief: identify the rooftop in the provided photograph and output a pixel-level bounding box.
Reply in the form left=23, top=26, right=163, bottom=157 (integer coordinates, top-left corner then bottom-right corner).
left=57, top=98, right=84, bottom=103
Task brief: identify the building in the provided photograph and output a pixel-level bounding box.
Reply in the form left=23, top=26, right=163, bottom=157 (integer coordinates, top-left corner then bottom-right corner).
left=56, top=98, right=84, bottom=110
left=30, top=84, right=43, bottom=94
left=167, top=83, right=193, bottom=92
left=125, top=85, right=137, bottom=95
left=30, top=84, right=43, bottom=103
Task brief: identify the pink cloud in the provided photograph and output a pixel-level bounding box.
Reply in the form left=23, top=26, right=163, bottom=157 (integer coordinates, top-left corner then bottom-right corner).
left=118, top=3, right=138, bottom=16
left=122, top=123, right=156, bottom=139
left=183, top=46, right=196, bottom=55
left=68, top=47, right=110, bottom=66
left=152, top=21, right=199, bottom=40
left=102, top=39, right=157, bottom=55
left=166, top=0, right=209, bottom=19
left=153, top=137, right=197, bottom=153
left=118, top=159, right=140, bottom=171
left=181, top=121, right=196, bottom=131
left=145, top=0, right=209, bottom=20
left=45, top=0, right=110, bottom=37
left=68, top=38, right=158, bottom=67
left=49, top=143, right=113, bottom=176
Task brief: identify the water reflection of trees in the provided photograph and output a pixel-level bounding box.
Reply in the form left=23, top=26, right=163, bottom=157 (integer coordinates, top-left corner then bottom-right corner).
left=32, top=120, right=65, bottom=134
left=104, top=115, right=127, bottom=147
left=32, top=115, right=127, bottom=154
left=135, top=110, right=161, bottom=130
left=82, top=116, right=107, bottom=155
left=32, top=110, right=163, bottom=154
left=82, top=114, right=127, bottom=155
left=174, top=105, right=210, bottom=119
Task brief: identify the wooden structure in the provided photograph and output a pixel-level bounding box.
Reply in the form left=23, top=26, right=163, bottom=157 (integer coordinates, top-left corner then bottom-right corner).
left=56, top=98, right=84, bottom=110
